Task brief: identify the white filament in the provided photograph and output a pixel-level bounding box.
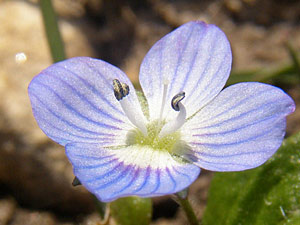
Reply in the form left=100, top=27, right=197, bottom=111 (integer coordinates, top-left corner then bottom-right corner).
left=158, top=102, right=186, bottom=138
left=120, top=98, right=148, bottom=136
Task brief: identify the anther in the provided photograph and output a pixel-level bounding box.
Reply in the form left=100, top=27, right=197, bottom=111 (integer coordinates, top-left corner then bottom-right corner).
left=113, top=79, right=129, bottom=101
left=171, top=92, right=185, bottom=111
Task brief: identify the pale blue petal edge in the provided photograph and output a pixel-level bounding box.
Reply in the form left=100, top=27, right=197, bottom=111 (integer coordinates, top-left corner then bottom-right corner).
left=182, top=82, right=295, bottom=171
left=139, top=21, right=232, bottom=121
left=66, top=142, right=200, bottom=202
left=28, top=57, right=142, bottom=146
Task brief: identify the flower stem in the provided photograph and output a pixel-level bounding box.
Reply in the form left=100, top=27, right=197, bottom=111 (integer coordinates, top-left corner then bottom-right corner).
left=174, top=192, right=200, bottom=225
left=40, top=0, right=66, bottom=62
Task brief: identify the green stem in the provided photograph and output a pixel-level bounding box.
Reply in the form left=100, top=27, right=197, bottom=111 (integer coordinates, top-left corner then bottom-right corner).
left=40, top=0, right=66, bottom=62
left=174, top=193, right=200, bottom=225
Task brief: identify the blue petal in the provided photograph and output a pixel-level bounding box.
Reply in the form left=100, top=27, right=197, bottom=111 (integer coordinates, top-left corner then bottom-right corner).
left=66, top=142, right=200, bottom=202
left=139, top=21, right=232, bottom=121
left=28, top=57, right=143, bottom=146
left=182, top=82, right=295, bottom=171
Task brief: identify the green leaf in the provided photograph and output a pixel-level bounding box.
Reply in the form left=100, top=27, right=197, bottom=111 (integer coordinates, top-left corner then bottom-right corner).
left=227, top=64, right=298, bottom=86
left=203, top=132, right=300, bottom=225
left=40, top=0, right=66, bottom=62
left=285, top=42, right=300, bottom=78
left=110, top=197, right=152, bottom=225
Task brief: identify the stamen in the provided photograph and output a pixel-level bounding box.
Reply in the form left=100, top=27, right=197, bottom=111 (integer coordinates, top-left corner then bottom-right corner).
left=113, top=79, right=147, bottom=136
left=159, top=92, right=186, bottom=138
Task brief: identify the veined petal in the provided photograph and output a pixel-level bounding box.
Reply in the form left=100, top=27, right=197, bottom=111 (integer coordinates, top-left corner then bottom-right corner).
left=28, top=57, right=144, bottom=146
left=182, top=82, right=295, bottom=171
left=66, top=142, right=200, bottom=202
left=139, top=21, right=232, bottom=121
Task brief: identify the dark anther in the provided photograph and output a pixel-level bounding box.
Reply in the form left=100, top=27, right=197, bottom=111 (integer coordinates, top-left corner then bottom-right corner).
left=113, top=79, right=129, bottom=101
left=171, top=92, right=185, bottom=111
left=72, top=176, right=81, bottom=186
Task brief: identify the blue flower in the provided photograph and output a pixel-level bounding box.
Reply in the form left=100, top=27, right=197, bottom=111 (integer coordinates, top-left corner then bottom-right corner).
left=28, top=21, right=295, bottom=202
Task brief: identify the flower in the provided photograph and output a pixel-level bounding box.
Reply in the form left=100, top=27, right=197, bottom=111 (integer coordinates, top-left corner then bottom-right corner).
left=28, top=21, right=295, bottom=202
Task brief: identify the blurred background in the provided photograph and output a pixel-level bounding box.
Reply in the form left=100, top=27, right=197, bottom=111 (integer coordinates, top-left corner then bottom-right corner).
left=0, top=0, right=299, bottom=224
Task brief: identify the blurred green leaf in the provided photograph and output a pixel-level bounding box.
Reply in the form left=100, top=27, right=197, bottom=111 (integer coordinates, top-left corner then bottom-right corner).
left=203, top=132, right=300, bottom=225
left=40, top=0, right=66, bottom=62
left=227, top=45, right=300, bottom=86
left=110, top=197, right=152, bottom=225
left=285, top=42, right=300, bottom=77
left=227, top=64, right=298, bottom=86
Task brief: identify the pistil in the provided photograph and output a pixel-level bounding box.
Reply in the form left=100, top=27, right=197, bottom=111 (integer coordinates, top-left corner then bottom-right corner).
left=159, top=78, right=170, bottom=122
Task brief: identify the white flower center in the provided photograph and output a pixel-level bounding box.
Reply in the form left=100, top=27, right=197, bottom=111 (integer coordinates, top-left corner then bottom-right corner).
left=113, top=79, right=193, bottom=161
left=113, top=79, right=187, bottom=140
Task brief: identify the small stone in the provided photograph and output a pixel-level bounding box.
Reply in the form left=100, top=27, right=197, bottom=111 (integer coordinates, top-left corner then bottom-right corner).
left=10, top=210, right=56, bottom=225
left=0, top=198, right=16, bottom=225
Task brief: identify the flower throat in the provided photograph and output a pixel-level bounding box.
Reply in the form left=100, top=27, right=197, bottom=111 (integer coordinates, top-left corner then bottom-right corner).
left=127, top=120, right=181, bottom=153
left=113, top=79, right=186, bottom=152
